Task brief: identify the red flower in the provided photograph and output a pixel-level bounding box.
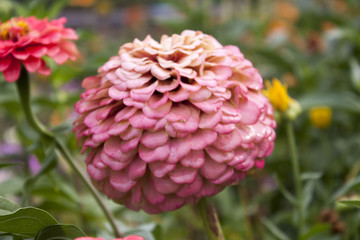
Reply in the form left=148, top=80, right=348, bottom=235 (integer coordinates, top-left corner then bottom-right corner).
left=0, top=16, right=79, bottom=82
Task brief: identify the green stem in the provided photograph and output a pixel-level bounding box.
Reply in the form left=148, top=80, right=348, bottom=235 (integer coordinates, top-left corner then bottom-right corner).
left=285, top=121, right=304, bottom=234
left=15, top=67, right=121, bottom=238
left=196, top=197, right=225, bottom=240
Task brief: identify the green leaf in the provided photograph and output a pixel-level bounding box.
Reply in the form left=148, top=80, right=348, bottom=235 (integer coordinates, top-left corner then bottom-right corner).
left=300, top=224, right=331, bottom=240
left=23, top=147, right=57, bottom=203
left=303, top=180, right=316, bottom=210
left=0, top=207, right=58, bottom=237
left=301, top=172, right=323, bottom=181
left=261, top=217, right=291, bottom=240
left=337, top=200, right=360, bottom=209
left=0, top=197, right=19, bottom=213
left=350, top=58, right=360, bottom=93
left=275, top=175, right=297, bottom=205
left=35, top=224, right=86, bottom=240
left=0, top=162, right=22, bottom=169
left=331, top=175, right=360, bottom=202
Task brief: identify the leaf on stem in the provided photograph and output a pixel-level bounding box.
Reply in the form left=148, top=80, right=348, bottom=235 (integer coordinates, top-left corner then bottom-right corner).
left=0, top=207, right=58, bottom=237
left=35, top=224, right=86, bottom=240
left=275, top=175, right=297, bottom=205
left=300, top=224, right=330, bottom=240
left=23, top=146, right=57, bottom=203
left=336, top=200, right=360, bottom=209
left=0, top=196, right=20, bottom=214
left=331, top=175, right=360, bottom=202
left=261, top=217, right=291, bottom=240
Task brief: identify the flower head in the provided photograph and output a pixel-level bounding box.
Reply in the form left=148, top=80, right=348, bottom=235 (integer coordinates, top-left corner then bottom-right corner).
left=263, top=78, right=301, bottom=120
left=309, top=106, right=332, bottom=129
left=73, top=30, right=276, bottom=214
left=0, top=16, right=79, bottom=82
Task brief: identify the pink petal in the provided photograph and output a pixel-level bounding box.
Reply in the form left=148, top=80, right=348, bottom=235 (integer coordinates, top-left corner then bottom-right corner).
left=130, top=81, right=158, bottom=102
left=211, top=167, right=234, bottom=184
left=199, top=110, right=222, bottom=129
left=176, top=175, right=203, bottom=198
left=108, top=87, right=129, bottom=100
left=238, top=99, right=260, bottom=125
left=0, top=55, right=12, bottom=71
left=3, top=58, right=20, bottom=82
left=180, top=150, right=205, bottom=168
left=23, top=56, right=41, bottom=73
left=87, top=164, right=108, bottom=181
left=205, top=146, right=234, bottom=163
left=200, top=159, right=227, bottom=180
left=127, top=157, right=147, bottom=179
left=151, top=63, right=171, bottom=80
left=27, top=45, right=47, bottom=58
left=143, top=101, right=172, bottom=119
left=119, top=127, right=142, bottom=140
left=12, top=49, right=30, bottom=60
left=190, top=129, right=217, bottom=150
left=140, top=130, right=169, bottom=149
left=103, top=137, right=135, bottom=160
left=212, top=128, right=242, bottom=151
left=169, top=166, right=197, bottom=184
left=129, top=112, right=157, bottom=129
left=143, top=179, right=165, bottom=205
left=110, top=171, right=136, bottom=192
left=156, top=196, right=184, bottom=212
left=108, top=121, right=129, bottom=135
left=37, top=60, right=51, bottom=76
left=138, top=143, right=170, bottom=163
left=152, top=175, right=179, bottom=194
left=168, top=137, right=191, bottom=163
left=148, top=92, right=169, bottom=109
left=114, top=107, right=137, bottom=122
left=149, top=161, right=176, bottom=178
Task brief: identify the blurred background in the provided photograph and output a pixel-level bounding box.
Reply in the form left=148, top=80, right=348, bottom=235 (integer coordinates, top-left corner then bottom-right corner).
left=1, top=0, right=360, bottom=239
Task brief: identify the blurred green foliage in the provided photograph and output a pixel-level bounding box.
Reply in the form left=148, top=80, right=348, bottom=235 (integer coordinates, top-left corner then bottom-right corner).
left=1, top=0, right=360, bottom=239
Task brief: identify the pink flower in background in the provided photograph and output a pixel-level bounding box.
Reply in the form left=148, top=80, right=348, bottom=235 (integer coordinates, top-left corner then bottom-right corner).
left=75, top=236, right=144, bottom=240
left=73, top=30, right=276, bottom=214
left=0, top=16, right=79, bottom=82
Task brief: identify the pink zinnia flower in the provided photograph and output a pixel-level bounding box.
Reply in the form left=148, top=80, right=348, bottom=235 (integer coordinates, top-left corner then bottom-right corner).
left=0, top=16, right=79, bottom=82
left=74, top=30, right=276, bottom=214
left=75, top=236, right=144, bottom=240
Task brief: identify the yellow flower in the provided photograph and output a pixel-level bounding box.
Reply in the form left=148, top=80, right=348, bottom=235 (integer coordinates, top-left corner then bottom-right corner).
left=263, top=78, right=291, bottom=112
left=309, top=106, right=332, bottom=129
left=263, top=78, right=301, bottom=120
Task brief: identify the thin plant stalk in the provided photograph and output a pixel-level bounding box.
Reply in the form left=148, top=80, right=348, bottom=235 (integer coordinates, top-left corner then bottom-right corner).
left=285, top=120, right=304, bottom=234
left=15, top=67, right=121, bottom=238
left=196, top=197, right=225, bottom=240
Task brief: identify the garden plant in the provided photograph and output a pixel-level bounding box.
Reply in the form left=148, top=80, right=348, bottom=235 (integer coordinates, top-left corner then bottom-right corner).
left=1, top=0, right=360, bottom=240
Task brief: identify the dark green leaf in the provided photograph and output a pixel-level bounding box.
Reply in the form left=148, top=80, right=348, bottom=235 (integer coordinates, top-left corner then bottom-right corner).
left=35, top=224, right=86, bottom=240
left=350, top=58, right=360, bottom=93
left=275, top=175, right=297, bottom=205
left=261, top=217, right=291, bottom=240
left=301, top=172, right=323, bottom=181
left=23, top=148, right=57, bottom=203
left=0, top=207, right=58, bottom=237
left=0, top=162, right=22, bottom=169
left=0, top=197, right=19, bottom=213
left=337, top=200, right=360, bottom=209
left=300, top=224, right=331, bottom=240
left=331, top=175, right=360, bottom=202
